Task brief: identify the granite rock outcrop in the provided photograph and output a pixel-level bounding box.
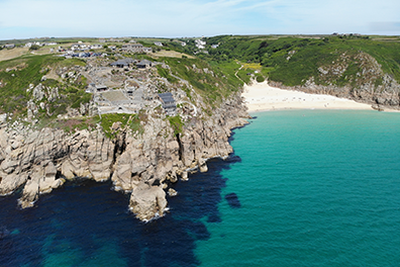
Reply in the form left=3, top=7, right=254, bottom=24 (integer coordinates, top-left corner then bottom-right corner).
left=0, top=93, right=249, bottom=221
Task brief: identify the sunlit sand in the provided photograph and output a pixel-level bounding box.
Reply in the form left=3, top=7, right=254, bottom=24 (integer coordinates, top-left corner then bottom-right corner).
left=242, top=81, right=373, bottom=112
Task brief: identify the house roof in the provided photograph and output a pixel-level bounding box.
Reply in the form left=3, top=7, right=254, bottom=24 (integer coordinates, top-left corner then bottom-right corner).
left=158, top=92, right=175, bottom=103
left=95, top=85, right=107, bottom=89
left=110, top=58, right=135, bottom=66
left=121, top=58, right=134, bottom=63
left=110, top=61, right=128, bottom=66
left=137, top=59, right=152, bottom=65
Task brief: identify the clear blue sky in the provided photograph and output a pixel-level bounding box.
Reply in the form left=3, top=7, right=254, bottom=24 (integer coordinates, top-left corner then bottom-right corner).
left=0, top=0, right=399, bottom=40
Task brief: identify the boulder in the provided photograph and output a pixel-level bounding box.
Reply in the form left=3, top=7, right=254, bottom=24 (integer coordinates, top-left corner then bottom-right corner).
left=198, top=158, right=208, bottom=173
left=180, top=171, right=188, bottom=181
left=168, top=188, right=178, bottom=197
left=129, top=183, right=167, bottom=221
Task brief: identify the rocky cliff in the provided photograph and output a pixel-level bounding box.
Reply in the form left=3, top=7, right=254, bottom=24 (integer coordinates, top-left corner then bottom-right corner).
left=0, top=93, right=249, bottom=221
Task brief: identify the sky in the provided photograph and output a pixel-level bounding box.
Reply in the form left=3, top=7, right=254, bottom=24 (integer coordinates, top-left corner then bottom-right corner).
left=0, top=0, right=399, bottom=40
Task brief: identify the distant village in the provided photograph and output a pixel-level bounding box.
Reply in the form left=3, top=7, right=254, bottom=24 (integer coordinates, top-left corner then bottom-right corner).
left=0, top=37, right=221, bottom=56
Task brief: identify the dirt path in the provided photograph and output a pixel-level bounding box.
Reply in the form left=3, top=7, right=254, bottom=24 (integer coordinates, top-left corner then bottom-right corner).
left=234, top=64, right=246, bottom=85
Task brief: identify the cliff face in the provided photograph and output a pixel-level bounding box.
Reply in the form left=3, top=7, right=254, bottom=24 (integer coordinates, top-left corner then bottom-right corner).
left=0, top=120, right=115, bottom=208
left=0, top=94, right=249, bottom=221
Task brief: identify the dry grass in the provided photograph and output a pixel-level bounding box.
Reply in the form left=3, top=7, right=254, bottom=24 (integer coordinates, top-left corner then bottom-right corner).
left=0, top=47, right=29, bottom=62
left=152, top=50, right=195, bottom=59
left=243, top=62, right=262, bottom=70
left=0, top=45, right=60, bottom=62
left=30, top=46, right=57, bottom=56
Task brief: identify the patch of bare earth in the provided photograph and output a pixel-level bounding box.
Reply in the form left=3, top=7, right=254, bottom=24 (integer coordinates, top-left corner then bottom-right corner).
left=152, top=50, right=195, bottom=59
left=46, top=67, right=61, bottom=81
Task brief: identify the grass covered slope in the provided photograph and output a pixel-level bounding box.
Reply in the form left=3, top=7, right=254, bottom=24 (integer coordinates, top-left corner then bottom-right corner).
left=203, top=35, right=400, bottom=107
left=156, top=57, right=243, bottom=106
left=0, top=54, right=90, bottom=119
left=205, top=35, right=400, bottom=85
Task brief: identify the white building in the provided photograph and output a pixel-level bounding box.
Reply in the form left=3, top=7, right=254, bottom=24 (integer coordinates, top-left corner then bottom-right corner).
left=90, top=44, right=103, bottom=49
left=195, top=39, right=206, bottom=49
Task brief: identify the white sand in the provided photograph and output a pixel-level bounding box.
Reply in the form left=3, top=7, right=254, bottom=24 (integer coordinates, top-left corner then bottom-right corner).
left=242, top=81, right=373, bottom=113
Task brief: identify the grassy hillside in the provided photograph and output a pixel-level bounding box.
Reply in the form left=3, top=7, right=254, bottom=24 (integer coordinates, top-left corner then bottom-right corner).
left=0, top=54, right=90, bottom=119
left=203, top=35, right=400, bottom=88
left=156, top=57, right=243, bottom=107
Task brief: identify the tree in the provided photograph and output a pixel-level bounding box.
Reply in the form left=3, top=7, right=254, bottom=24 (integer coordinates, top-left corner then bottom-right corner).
left=29, top=45, right=41, bottom=51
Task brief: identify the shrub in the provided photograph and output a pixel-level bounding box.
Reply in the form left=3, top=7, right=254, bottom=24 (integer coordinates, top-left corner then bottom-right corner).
left=168, top=115, right=183, bottom=135
left=256, top=75, right=265, bottom=83
left=29, top=45, right=41, bottom=51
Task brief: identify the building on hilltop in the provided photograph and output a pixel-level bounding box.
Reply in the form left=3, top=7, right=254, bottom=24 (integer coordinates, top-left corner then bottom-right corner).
left=121, top=43, right=152, bottom=53
left=90, top=44, right=103, bottom=49
left=136, top=59, right=152, bottom=69
left=95, top=85, right=108, bottom=92
left=143, top=47, right=152, bottom=53
left=158, top=92, right=176, bottom=115
left=122, top=43, right=143, bottom=53
left=110, top=58, right=135, bottom=68
left=195, top=39, right=206, bottom=49
left=4, top=44, right=15, bottom=49
left=87, top=84, right=108, bottom=93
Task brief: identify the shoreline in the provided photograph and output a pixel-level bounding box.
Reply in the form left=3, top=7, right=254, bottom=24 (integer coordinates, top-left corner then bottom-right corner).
left=242, top=81, right=375, bottom=113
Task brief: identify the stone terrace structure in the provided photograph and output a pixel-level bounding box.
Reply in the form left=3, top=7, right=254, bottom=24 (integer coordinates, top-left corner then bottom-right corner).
left=97, top=90, right=138, bottom=114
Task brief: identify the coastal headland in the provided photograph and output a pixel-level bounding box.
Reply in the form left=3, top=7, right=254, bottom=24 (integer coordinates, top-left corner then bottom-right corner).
left=1, top=34, right=400, bottom=221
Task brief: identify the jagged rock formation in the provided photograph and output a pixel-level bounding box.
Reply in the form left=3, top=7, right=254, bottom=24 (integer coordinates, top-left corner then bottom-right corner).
left=0, top=93, right=249, bottom=221
left=111, top=93, right=249, bottom=221
left=0, top=121, right=115, bottom=208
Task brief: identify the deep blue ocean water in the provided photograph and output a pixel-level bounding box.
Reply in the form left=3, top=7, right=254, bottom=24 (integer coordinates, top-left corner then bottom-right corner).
left=1, top=110, right=400, bottom=266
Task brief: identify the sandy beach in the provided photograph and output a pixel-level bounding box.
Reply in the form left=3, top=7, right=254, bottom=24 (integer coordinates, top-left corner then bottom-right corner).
left=243, top=81, right=373, bottom=113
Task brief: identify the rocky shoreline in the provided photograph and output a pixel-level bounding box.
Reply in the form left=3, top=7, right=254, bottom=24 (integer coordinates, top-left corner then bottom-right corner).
left=0, top=93, right=249, bottom=221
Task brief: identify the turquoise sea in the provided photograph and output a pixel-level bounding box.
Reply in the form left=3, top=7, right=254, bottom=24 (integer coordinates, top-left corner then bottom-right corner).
left=196, top=110, right=400, bottom=266
left=1, top=110, right=400, bottom=266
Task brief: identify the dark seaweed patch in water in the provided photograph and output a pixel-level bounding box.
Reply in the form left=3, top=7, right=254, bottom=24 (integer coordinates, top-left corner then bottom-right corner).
left=0, top=156, right=238, bottom=267
left=225, top=193, right=241, bottom=208
left=0, top=226, right=10, bottom=239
